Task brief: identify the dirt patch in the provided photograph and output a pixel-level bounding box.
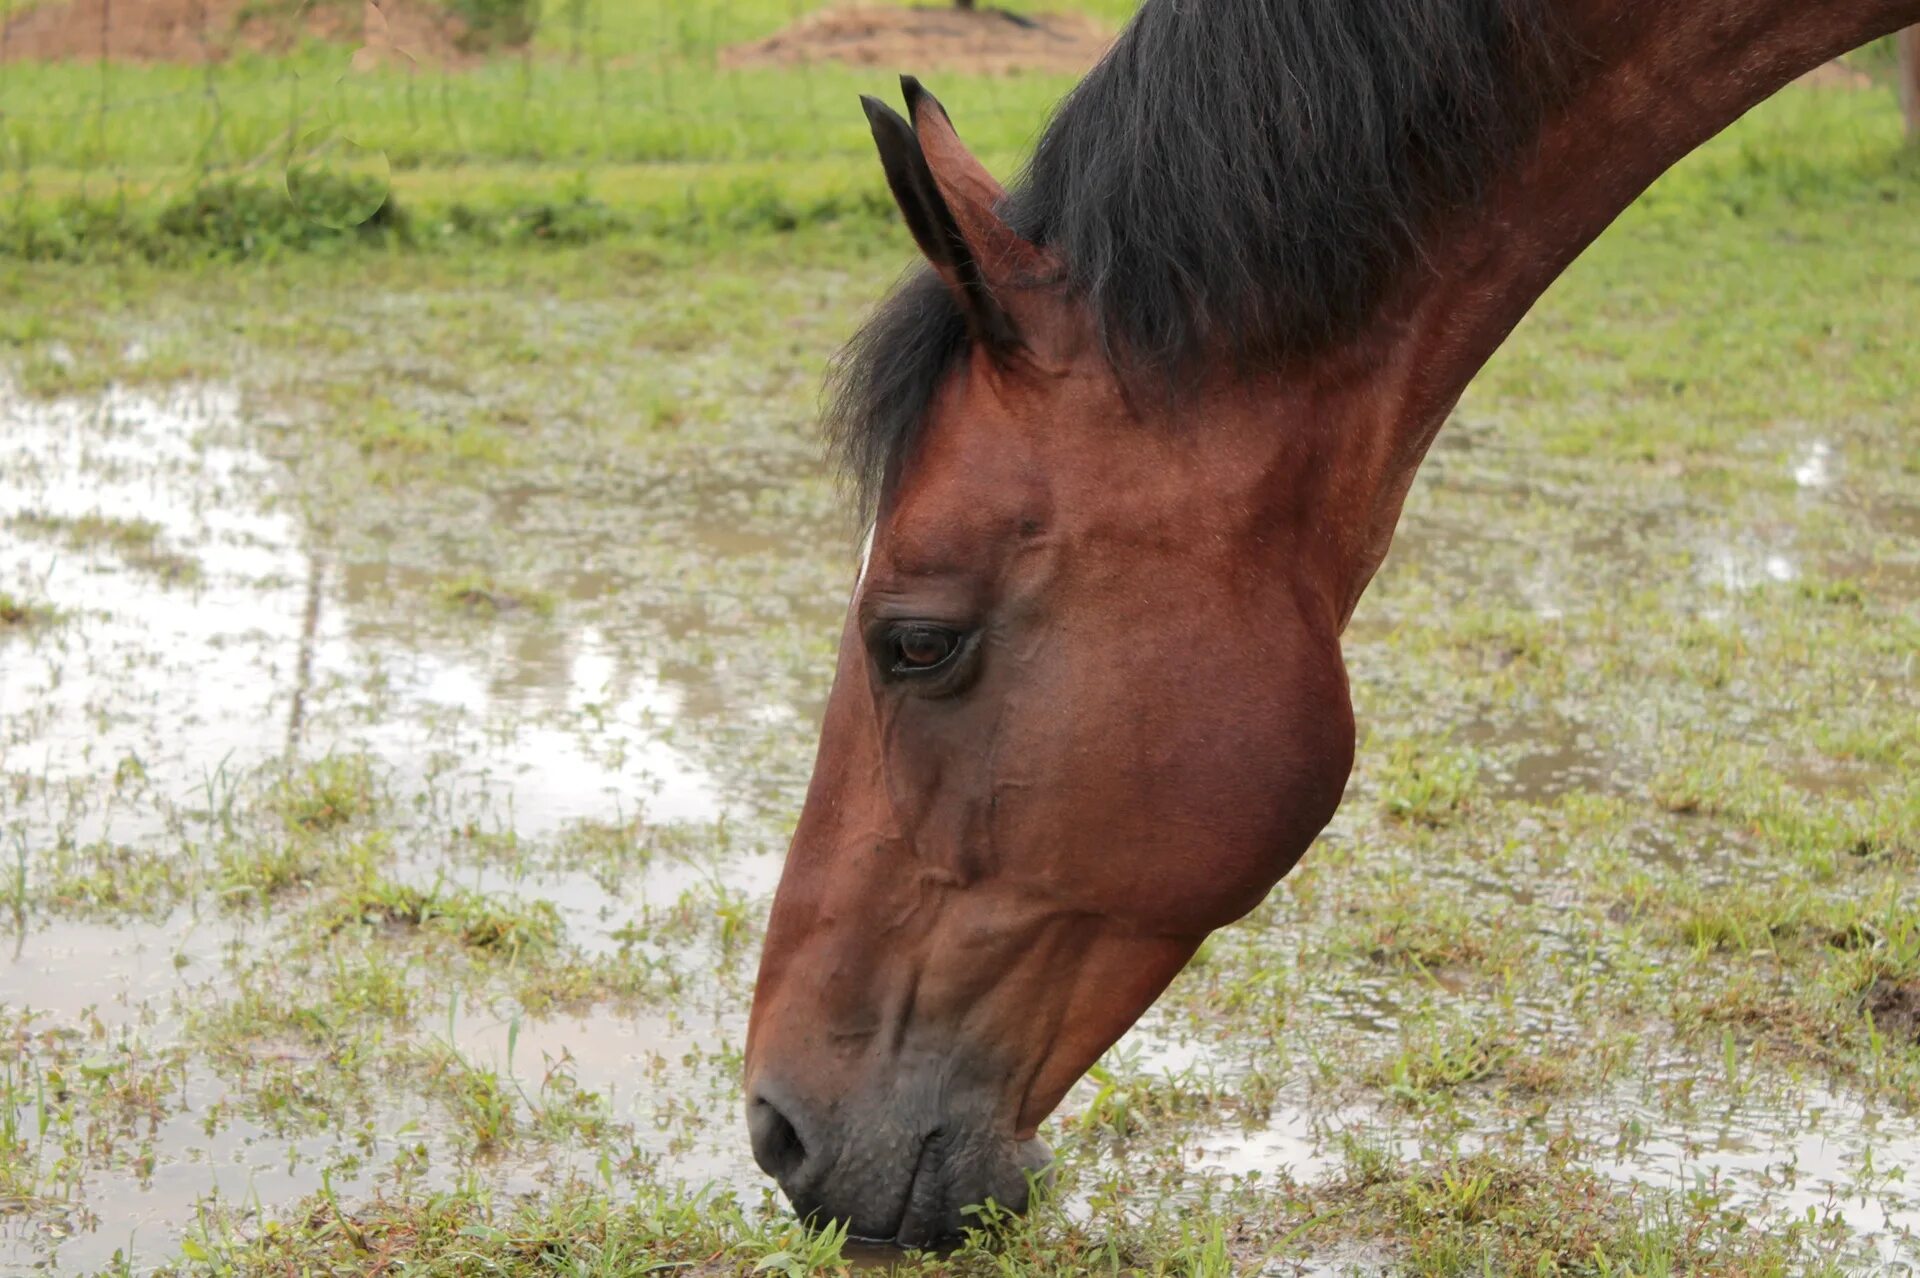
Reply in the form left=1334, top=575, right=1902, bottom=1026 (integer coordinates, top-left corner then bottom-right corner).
left=1865, top=977, right=1920, bottom=1043
left=720, top=5, right=1111, bottom=77
left=0, top=0, right=477, bottom=66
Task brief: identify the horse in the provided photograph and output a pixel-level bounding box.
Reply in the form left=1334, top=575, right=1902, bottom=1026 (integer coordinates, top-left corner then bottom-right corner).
left=741, top=0, right=1920, bottom=1247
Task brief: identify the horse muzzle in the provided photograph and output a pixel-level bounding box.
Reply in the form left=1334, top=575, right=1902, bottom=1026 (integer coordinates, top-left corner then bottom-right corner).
left=746, top=1072, right=1052, bottom=1246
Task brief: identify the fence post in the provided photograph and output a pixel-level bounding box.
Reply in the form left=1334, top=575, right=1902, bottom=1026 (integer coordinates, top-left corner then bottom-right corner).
left=1900, top=26, right=1919, bottom=141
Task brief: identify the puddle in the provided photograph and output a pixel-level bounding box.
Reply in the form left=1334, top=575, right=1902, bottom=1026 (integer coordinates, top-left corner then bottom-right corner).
left=1, top=907, right=762, bottom=1274
left=1185, top=1072, right=1920, bottom=1267
left=1590, top=1072, right=1920, bottom=1267
left=1, top=354, right=1915, bottom=1273
left=0, top=911, right=242, bottom=1031
left=1697, top=531, right=1801, bottom=591
left=1168, top=1032, right=1920, bottom=1267
left=0, top=381, right=843, bottom=855
left=1792, top=440, right=1835, bottom=490
left=448, top=999, right=756, bottom=1189
left=42, top=1076, right=353, bottom=1276
left=1456, top=712, right=1623, bottom=805
left=1192, top=1101, right=1416, bottom=1187
left=0, top=377, right=843, bottom=1269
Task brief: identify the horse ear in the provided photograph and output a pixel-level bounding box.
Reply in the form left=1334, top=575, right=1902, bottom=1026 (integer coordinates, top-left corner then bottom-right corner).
left=899, top=76, right=1051, bottom=288
left=861, top=84, right=1045, bottom=351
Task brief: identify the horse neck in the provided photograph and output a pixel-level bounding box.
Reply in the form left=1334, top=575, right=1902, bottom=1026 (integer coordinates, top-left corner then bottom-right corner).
left=1313, top=0, right=1920, bottom=623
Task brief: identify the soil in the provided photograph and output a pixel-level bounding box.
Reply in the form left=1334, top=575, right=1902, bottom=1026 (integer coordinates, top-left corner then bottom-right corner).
left=720, top=5, right=1112, bottom=77
left=0, top=0, right=477, bottom=66
left=1866, top=978, right=1920, bottom=1044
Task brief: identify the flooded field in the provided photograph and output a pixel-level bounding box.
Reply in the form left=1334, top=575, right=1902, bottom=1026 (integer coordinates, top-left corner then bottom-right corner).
left=2, top=94, right=1918, bottom=1276
left=0, top=352, right=840, bottom=1269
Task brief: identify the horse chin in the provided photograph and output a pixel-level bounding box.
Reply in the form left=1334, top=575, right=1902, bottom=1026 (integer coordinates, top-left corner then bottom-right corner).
left=775, top=1115, right=1053, bottom=1248
left=888, top=1131, right=1053, bottom=1248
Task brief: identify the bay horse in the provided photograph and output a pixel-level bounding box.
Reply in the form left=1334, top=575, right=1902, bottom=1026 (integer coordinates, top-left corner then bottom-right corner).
left=744, top=0, right=1920, bottom=1246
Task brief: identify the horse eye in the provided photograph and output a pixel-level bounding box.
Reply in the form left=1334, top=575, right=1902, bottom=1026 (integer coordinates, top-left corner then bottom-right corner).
left=888, top=625, right=962, bottom=676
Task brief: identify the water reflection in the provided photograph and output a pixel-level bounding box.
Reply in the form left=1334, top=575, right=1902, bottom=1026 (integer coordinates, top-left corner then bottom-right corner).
left=4, top=370, right=1917, bottom=1270
left=0, top=378, right=826, bottom=1270
left=0, top=380, right=768, bottom=851
left=1793, top=439, right=1834, bottom=490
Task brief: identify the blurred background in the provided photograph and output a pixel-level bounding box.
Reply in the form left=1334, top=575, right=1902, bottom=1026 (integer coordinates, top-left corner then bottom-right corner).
left=0, top=0, right=1151, bottom=254
left=0, top=1, right=1910, bottom=258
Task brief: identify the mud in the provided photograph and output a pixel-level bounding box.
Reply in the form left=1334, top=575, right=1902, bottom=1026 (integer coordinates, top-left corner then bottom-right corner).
left=720, top=6, right=1111, bottom=77
left=0, top=0, right=478, bottom=66
left=1868, top=979, right=1920, bottom=1045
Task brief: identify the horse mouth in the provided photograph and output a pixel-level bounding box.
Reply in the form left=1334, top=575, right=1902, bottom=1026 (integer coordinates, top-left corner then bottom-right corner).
left=875, top=1127, right=948, bottom=1248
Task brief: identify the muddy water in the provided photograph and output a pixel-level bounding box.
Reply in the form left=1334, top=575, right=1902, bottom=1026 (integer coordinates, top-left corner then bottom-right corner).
left=0, top=382, right=737, bottom=849
left=1193, top=1073, right=1920, bottom=1269
left=3, top=375, right=1918, bottom=1271
left=0, top=379, right=819, bottom=1270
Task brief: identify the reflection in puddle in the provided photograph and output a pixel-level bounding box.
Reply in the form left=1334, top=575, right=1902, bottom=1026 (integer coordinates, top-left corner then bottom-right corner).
left=1591, top=1075, right=1920, bottom=1267
left=0, top=380, right=823, bottom=1270
left=1701, top=539, right=1799, bottom=591
left=1792, top=439, right=1834, bottom=490
left=0, top=381, right=731, bottom=850
left=448, top=1000, right=756, bottom=1189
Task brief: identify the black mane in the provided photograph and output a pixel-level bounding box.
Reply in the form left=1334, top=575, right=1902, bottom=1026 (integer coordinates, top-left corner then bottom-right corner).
left=826, top=0, right=1571, bottom=512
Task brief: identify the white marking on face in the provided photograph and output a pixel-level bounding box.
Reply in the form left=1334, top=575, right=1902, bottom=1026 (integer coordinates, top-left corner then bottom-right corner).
left=855, top=524, right=876, bottom=594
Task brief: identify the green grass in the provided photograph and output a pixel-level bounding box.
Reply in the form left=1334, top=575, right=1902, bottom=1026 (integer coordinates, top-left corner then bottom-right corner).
left=435, top=570, right=558, bottom=616
left=6, top=510, right=202, bottom=581
left=0, top=0, right=1135, bottom=263
left=269, top=754, right=378, bottom=833
left=0, top=589, right=57, bottom=628
left=314, top=873, right=564, bottom=957
left=0, top=0, right=1128, bottom=173
left=153, top=1141, right=1863, bottom=1275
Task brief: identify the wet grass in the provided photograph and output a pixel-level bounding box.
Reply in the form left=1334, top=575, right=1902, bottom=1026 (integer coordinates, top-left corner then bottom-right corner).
left=435, top=571, right=557, bottom=616
left=0, top=73, right=1915, bottom=1277
left=0, top=589, right=57, bottom=629
left=7, top=512, right=202, bottom=584
left=268, top=754, right=378, bottom=834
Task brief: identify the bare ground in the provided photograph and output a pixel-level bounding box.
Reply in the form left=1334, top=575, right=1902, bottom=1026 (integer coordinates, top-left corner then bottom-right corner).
left=721, top=5, right=1111, bottom=76
left=0, top=0, right=474, bottom=65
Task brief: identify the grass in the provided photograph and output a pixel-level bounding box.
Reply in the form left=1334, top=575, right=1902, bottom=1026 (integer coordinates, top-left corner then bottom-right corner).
left=1, top=0, right=1093, bottom=266
left=0, top=589, right=57, bottom=628
left=0, top=20, right=1915, bottom=1276
left=269, top=754, right=378, bottom=833
left=1327, top=1146, right=1853, bottom=1277
left=1375, top=735, right=1483, bottom=828
left=314, top=873, right=564, bottom=956
left=0, top=3, right=1903, bottom=263
left=7, top=511, right=202, bottom=582
left=157, top=1141, right=1865, bottom=1275
left=436, top=571, right=558, bottom=615
left=0, top=0, right=1135, bottom=167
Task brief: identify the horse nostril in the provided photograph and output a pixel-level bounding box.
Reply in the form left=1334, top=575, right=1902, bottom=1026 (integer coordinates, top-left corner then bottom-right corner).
left=748, top=1095, right=808, bottom=1183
